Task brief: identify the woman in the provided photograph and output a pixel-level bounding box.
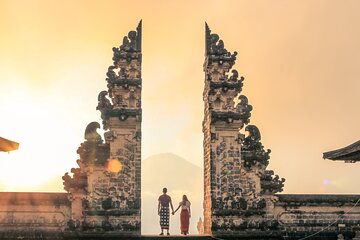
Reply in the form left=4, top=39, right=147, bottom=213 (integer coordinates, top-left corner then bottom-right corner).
left=172, top=195, right=191, bottom=235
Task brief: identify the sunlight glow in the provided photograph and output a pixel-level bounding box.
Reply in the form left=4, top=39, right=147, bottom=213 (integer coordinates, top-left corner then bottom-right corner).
left=106, top=159, right=122, bottom=173
left=0, top=88, right=77, bottom=192
left=322, top=179, right=331, bottom=185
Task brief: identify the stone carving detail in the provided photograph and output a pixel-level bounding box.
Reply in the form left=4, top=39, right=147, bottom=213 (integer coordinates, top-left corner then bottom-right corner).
left=63, top=22, right=142, bottom=236
left=205, top=23, right=237, bottom=66
left=235, top=95, right=252, bottom=124
left=98, top=21, right=142, bottom=129
left=97, top=91, right=113, bottom=113
left=203, top=24, right=285, bottom=236
left=126, top=60, right=141, bottom=79
left=71, top=130, right=140, bottom=214
left=205, top=24, right=249, bottom=125
left=106, top=65, right=118, bottom=84
left=242, top=125, right=270, bottom=169
left=279, top=211, right=360, bottom=226
left=97, top=91, right=113, bottom=129
left=209, top=93, right=252, bottom=124
left=62, top=122, right=110, bottom=192
left=63, top=22, right=141, bottom=237
left=209, top=33, right=227, bottom=55
left=78, top=217, right=141, bottom=232
left=0, top=211, right=66, bottom=227
left=109, top=86, right=141, bottom=110
left=260, top=170, right=285, bottom=194
left=120, top=30, right=140, bottom=52
left=213, top=196, right=267, bottom=213
left=84, top=122, right=102, bottom=142
left=228, top=70, right=241, bottom=82
left=62, top=167, right=87, bottom=192
left=77, top=123, right=110, bottom=165
left=211, top=216, right=279, bottom=232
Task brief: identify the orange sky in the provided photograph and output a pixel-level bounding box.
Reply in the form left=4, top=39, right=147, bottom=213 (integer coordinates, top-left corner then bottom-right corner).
left=1, top=0, right=360, bottom=194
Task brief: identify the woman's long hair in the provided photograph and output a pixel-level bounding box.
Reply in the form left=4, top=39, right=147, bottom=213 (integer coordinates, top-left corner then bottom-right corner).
left=182, top=195, right=190, bottom=204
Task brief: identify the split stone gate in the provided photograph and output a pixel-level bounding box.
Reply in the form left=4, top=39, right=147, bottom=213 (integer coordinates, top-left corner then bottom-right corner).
left=1, top=21, right=360, bottom=239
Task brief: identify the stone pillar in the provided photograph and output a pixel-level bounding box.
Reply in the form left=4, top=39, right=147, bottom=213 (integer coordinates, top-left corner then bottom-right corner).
left=70, top=192, right=84, bottom=221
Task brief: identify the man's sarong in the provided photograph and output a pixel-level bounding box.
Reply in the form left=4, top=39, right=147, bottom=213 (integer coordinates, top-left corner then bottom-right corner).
left=160, top=206, right=170, bottom=229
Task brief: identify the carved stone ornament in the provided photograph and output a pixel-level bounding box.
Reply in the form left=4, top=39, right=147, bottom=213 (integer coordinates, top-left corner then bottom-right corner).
left=76, top=122, right=110, bottom=165
left=260, top=170, right=285, bottom=194
left=205, top=23, right=237, bottom=67
left=242, top=125, right=271, bottom=169
left=97, top=91, right=113, bottom=113
left=98, top=21, right=142, bottom=129
left=112, top=21, right=142, bottom=64
left=235, top=95, right=252, bottom=124
left=62, top=167, right=87, bottom=192
left=84, top=122, right=102, bottom=142
left=205, top=24, right=251, bottom=126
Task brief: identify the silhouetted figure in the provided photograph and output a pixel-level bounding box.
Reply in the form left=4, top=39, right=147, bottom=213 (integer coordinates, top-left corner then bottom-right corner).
left=197, top=217, right=204, bottom=235
left=158, top=187, right=174, bottom=235
left=173, top=195, right=191, bottom=235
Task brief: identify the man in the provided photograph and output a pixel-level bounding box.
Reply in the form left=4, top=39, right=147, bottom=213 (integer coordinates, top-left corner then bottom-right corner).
left=158, top=187, right=174, bottom=235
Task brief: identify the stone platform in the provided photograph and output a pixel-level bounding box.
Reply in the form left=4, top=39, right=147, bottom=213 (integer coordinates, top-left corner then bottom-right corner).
left=64, top=235, right=282, bottom=240
left=64, top=236, right=275, bottom=240
left=63, top=235, right=214, bottom=240
left=138, top=236, right=214, bottom=240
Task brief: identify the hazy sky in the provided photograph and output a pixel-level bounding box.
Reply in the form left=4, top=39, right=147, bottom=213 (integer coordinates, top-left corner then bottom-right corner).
left=0, top=0, right=360, bottom=194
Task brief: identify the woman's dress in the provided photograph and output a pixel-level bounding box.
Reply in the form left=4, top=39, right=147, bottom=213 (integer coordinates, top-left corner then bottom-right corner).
left=179, top=201, right=191, bottom=234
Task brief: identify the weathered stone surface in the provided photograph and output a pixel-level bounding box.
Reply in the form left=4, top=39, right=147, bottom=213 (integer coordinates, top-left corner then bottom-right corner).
left=0, top=192, right=71, bottom=238
left=202, top=23, right=360, bottom=240
left=203, top=23, right=284, bottom=237
left=97, top=21, right=142, bottom=130
left=61, top=21, right=142, bottom=237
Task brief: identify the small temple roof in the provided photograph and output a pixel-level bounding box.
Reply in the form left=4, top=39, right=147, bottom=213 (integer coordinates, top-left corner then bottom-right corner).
left=0, top=137, right=19, bottom=152
left=323, top=140, right=360, bottom=162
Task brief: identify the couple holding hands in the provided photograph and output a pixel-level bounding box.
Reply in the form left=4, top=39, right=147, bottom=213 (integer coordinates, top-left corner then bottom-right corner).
left=158, top=187, right=191, bottom=236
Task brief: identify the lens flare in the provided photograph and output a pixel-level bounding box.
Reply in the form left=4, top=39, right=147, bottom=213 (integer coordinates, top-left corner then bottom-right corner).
left=322, top=179, right=331, bottom=185
left=106, top=159, right=122, bottom=173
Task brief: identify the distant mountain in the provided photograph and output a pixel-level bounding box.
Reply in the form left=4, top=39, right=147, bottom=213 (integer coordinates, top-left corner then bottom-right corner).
left=142, top=153, right=203, bottom=193
left=142, top=153, right=203, bottom=235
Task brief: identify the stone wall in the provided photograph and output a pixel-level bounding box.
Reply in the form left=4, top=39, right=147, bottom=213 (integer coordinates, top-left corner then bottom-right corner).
left=0, top=192, right=70, bottom=239
left=275, top=194, right=360, bottom=239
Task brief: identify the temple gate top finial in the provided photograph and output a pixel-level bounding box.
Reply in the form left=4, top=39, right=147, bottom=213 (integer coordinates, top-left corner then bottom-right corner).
left=112, top=20, right=142, bottom=65
left=204, top=22, right=237, bottom=67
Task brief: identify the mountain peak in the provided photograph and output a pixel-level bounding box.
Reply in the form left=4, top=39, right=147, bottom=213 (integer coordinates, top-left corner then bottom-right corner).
left=143, top=152, right=202, bottom=170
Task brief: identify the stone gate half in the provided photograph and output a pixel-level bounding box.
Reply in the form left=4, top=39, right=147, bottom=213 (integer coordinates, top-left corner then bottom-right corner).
left=203, top=23, right=285, bottom=237
left=202, top=24, right=360, bottom=240
left=62, top=21, right=142, bottom=237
